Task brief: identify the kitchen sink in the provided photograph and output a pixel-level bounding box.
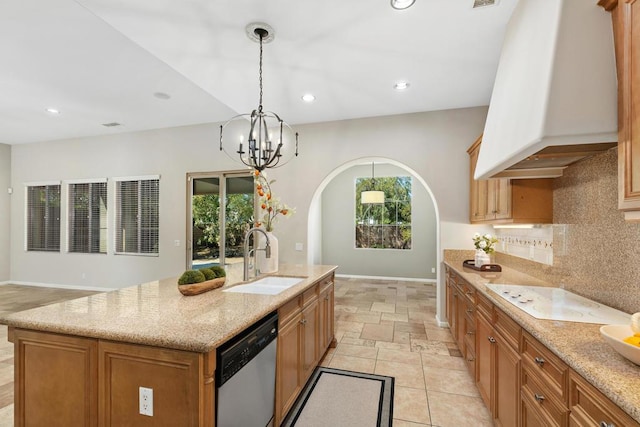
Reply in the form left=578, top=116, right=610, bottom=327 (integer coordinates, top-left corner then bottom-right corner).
left=223, top=276, right=306, bottom=295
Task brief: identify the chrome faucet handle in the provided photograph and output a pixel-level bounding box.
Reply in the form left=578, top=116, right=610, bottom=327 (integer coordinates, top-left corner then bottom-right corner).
left=265, top=242, right=271, bottom=258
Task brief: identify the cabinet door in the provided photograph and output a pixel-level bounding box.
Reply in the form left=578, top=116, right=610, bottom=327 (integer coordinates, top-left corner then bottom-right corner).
left=493, top=178, right=512, bottom=219
left=475, top=312, right=493, bottom=410
left=318, top=284, right=334, bottom=354
left=98, top=341, right=204, bottom=427
left=276, top=313, right=303, bottom=426
left=494, top=332, right=520, bottom=427
left=455, top=284, right=467, bottom=351
left=469, top=137, right=490, bottom=222
left=13, top=329, right=98, bottom=427
left=522, top=392, right=553, bottom=427
left=302, top=298, right=319, bottom=381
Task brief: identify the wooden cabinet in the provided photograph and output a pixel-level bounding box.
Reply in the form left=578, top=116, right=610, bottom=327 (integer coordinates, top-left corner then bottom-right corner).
left=12, top=329, right=98, bottom=427
left=10, top=328, right=214, bottom=427
left=445, top=267, right=459, bottom=343
left=568, top=369, right=640, bottom=427
left=275, top=273, right=335, bottom=426
left=468, top=136, right=554, bottom=224
left=475, top=292, right=521, bottom=427
left=600, top=0, right=640, bottom=220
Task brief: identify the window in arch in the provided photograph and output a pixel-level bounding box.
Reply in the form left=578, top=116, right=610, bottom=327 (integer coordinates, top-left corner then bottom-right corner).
left=355, top=176, right=412, bottom=249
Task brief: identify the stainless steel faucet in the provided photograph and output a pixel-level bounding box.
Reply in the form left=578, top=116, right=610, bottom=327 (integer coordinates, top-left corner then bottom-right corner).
left=243, top=227, right=271, bottom=281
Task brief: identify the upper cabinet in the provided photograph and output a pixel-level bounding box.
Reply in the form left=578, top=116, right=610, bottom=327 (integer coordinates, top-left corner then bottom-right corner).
left=599, top=0, right=640, bottom=221
left=468, top=136, right=554, bottom=225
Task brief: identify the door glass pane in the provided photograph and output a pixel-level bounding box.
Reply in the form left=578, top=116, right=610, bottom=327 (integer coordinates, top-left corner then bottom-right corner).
left=224, top=175, right=255, bottom=267
left=192, top=177, right=220, bottom=270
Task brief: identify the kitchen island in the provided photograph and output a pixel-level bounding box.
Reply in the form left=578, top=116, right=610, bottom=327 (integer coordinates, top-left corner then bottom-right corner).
left=0, top=264, right=337, bottom=427
left=444, top=251, right=640, bottom=425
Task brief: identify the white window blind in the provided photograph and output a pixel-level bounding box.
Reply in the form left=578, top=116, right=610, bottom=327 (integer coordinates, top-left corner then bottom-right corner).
left=115, top=178, right=159, bottom=255
left=26, top=184, right=61, bottom=252
left=68, top=181, right=108, bottom=254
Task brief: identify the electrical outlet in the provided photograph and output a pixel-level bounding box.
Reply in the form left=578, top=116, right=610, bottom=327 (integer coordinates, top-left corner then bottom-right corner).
left=174, top=240, right=180, bottom=247
left=139, top=386, right=153, bottom=417
left=295, top=243, right=303, bottom=251
left=431, top=267, right=435, bottom=274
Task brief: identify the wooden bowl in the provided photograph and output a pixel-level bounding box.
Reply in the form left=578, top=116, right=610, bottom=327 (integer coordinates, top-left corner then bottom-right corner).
left=178, top=277, right=226, bottom=296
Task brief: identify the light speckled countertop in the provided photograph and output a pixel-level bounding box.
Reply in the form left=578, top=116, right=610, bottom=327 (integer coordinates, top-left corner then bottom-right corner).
left=0, top=264, right=337, bottom=353
left=444, top=251, right=640, bottom=423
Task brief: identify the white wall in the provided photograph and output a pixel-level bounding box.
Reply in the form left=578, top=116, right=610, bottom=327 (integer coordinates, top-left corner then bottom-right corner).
left=0, top=144, right=10, bottom=282
left=321, top=163, right=436, bottom=280
left=9, top=107, right=488, bottom=293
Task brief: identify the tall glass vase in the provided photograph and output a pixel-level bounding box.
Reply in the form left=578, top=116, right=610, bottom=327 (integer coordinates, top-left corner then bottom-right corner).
left=257, top=231, right=279, bottom=274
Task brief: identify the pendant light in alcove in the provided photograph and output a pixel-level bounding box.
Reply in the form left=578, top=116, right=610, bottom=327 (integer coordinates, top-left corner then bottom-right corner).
left=361, top=162, right=385, bottom=204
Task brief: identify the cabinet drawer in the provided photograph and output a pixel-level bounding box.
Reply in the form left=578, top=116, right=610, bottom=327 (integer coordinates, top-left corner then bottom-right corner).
left=318, top=273, right=334, bottom=290
left=476, top=291, right=493, bottom=321
left=460, top=281, right=476, bottom=304
left=464, top=340, right=476, bottom=377
left=568, top=370, right=640, bottom=427
left=522, top=364, right=568, bottom=427
left=494, top=306, right=521, bottom=351
left=302, top=285, right=318, bottom=306
left=279, top=297, right=302, bottom=326
left=522, top=331, right=568, bottom=402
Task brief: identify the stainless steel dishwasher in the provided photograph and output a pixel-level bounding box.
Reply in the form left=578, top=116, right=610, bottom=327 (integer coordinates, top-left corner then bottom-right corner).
left=216, top=311, right=278, bottom=427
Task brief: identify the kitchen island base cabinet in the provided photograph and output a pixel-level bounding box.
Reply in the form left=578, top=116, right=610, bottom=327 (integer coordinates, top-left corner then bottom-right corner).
left=12, top=329, right=98, bottom=427
left=275, top=273, right=335, bottom=426
left=10, top=328, right=215, bottom=427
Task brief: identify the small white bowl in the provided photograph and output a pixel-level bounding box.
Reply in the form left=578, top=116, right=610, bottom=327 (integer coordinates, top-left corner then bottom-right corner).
left=600, top=324, right=640, bottom=366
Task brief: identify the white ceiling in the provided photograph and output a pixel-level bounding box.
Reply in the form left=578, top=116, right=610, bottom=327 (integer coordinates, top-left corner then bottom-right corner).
left=1, top=0, right=518, bottom=145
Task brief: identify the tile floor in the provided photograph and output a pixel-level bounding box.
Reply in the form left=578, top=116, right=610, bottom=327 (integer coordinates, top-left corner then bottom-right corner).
left=320, top=277, right=493, bottom=427
left=0, top=278, right=493, bottom=427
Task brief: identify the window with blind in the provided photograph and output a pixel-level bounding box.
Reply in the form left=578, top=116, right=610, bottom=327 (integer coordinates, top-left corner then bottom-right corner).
left=115, top=177, right=159, bottom=255
left=26, top=184, right=61, bottom=252
left=68, top=181, right=108, bottom=254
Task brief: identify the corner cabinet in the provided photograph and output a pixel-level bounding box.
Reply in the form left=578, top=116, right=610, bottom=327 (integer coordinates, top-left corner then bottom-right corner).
left=599, top=0, right=640, bottom=220
left=468, top=136, right=554, bottom=224
left=443, top=265, right=640, bottom=427
left=275, top=273, right=335, bottom=427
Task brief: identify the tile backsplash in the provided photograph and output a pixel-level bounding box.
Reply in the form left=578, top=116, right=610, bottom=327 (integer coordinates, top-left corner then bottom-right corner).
left=495, top=226, right=555, bottom=265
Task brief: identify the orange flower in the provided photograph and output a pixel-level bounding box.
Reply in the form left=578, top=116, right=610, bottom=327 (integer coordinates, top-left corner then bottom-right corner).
left=257, top=184, right=262, bottom=190
left=254, top=170, right=260, bottom=176
left=268, top=207, right=273, bottom=212
left=261, top=203, right=267, bottom=210
left=281, top=209, right=288, bottom=215
left=258, top=190, right=264, bottom=197
left=267, top=193, right=272, bottom=200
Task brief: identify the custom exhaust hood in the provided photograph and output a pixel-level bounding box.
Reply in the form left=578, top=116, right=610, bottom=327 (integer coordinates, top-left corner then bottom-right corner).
left=475, top=0, right=618, bottom=180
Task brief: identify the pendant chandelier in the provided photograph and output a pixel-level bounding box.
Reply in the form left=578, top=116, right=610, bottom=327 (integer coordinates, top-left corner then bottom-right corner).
left=361, top=162, right=385, bottom=204
left=219, top=23, right=299, bottom=172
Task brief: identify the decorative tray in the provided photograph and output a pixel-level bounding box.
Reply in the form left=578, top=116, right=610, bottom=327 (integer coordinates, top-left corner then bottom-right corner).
left=462, top=260, right=502, bottom=272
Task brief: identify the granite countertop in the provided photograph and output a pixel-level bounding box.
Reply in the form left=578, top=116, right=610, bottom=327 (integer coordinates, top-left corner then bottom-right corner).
left=0, top=264, right=337, bottom=353
left=444, top=252, right=640, bottom=423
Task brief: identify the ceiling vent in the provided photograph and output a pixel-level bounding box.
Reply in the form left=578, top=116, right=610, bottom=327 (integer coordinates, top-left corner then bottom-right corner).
left=473, top=0, right=497, bottom=8
left=101, top=122, right=121, bottom=127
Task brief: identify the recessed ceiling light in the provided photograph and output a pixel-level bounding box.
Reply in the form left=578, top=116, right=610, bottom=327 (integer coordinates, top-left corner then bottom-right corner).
left=302, top=94, right=316, bottom=103
left=391, top=0, right=416, bottom=10
left=394, top=81, right=410, bottom=90
left=45, top=108, right=60, bottom=114
left=153, top=92, right=171, bottom=100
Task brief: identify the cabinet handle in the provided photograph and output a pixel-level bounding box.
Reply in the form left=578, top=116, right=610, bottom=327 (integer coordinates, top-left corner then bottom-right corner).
left=467, top=357, right=475, bottom=362
left=325, top=295, right=330, bottom=301
left=466, top=309, right=474, bottom=314
left=465, top=290, right=474, bottom=295
left=534, top=393, right=545, bottom=403
left=534, top=356, right=545, bottom=366
left=466, top=331, right=475, bottom=335
left=300, top=319, right=307, bottom=325
left=488, top=336, right=496, bottom=343
left=599, top=422, right=615, bottom=427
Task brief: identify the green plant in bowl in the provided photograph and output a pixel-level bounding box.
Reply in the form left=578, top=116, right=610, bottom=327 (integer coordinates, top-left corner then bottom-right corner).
left=209, top=266, right=226, bottom=278
left=201, top=268, right=216, bottom=281
left=178, top=270, right=205, bottom=285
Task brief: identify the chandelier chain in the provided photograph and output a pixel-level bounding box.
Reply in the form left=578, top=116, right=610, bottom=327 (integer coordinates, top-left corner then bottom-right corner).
left=258, top=31, right=264, bottom=111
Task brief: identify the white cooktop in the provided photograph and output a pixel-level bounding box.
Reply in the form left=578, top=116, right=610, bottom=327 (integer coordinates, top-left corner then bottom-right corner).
left=485, top=284, right=631, bottom=324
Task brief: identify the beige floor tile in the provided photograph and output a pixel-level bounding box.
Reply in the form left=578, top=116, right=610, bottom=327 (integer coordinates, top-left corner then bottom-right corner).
left=377, top=348, right=422, bottom=365
left=394, top=331, right=411, bottom=345
left=371, top=302, right=396, bottom=313
left=410, top=339, right=450, bottom=356
left=427, top=390, right=493, bottom=427
left=395, top=322, right=427, bottom=334
left=375, top=360, right=425, bottom=389
left=360, top=323, right=394, bottom=342
left=423, top=366, right=479, bottom=397
left=0, top=404, right=13, bottom=427
left=393, top=386, right=431, bottom=425
left=335, top=320, right=364, bottom=334
left=328, top=354, right=376, bottom=374
left=340, top=337, right=376, bottom=347
left=381, top=312, right=409, bottom=322
left=375, top=341, right=411, bottom=352
left=425, top=328, right=455, bottom=343
left=338, top=312, right=382, bottom=324
left=334, top=343, right=378, bottom=359
left=335, top=305, right=359, bottom=313
left=420, top=353, right=467, bottom=371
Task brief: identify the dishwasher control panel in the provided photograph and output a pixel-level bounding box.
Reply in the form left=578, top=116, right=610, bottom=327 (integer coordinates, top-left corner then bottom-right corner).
left=216, top=311, right=278, bottom=386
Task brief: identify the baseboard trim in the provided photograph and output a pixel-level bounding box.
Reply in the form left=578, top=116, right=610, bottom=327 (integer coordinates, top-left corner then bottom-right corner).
left=0, top=281, right=9, bottom=286
left=7, top=281, right=117, bottom=292
left=335, top=274, right=436, bottom=284
left=435, top=313, right=450, bottom=328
